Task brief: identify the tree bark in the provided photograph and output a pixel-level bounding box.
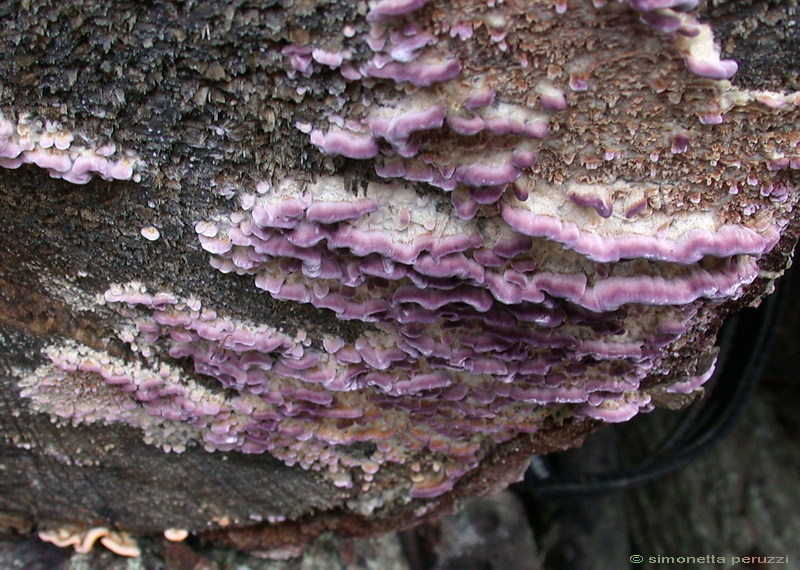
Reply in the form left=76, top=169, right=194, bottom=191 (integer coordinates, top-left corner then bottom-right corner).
left=0, top=0, right=798, bottom=557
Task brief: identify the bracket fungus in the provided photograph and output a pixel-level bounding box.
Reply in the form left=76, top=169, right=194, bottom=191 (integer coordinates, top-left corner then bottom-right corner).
left=38, top=526, right=140, bottom=558
left=0, top=114, right=140, bottom=184
left=2, top=0, right=799, bottom=553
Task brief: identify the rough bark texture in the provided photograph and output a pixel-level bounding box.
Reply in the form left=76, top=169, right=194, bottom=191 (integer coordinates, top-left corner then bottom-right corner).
left=703, top=0, right=800, bottom=90
left=0, top=0, right=798, bottom=559
left=0, top=0, right=599, bottom=543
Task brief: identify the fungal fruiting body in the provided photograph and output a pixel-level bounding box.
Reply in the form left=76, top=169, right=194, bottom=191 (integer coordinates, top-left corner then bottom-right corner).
left=192, top=0, right=798, bottom=495
left=0, top=113, right=139, bottom=184
left=38, top=526, right=140, bottom=558
left=16, top=0, right=800, bottom=504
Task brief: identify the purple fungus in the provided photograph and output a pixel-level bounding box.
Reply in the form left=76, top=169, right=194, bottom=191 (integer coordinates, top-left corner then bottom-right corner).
left=482, top=117, right=520, bottom=136
left=306, top=198, right=379, bottom=223
left=501, top=202, right=776, bottom=264
left=667, top=359, right=716, bottom=394
left=361, top=58, right=461, bottom=87
left=523, top=118, right=550, bottom=139
left=366, top=0, right=433, bottom=23
left=510, top=183, right=530, bottom=202
left=700, top=113, right=724, bottom=125
left=671, top=133, right=689, bottom=154
left=24, top=148, right=72, bottom=173
left=625, top=199, right=649, bottom=218
left=340, top=65, right=362, bottom=80
left=399, top=161, right=435, bottom=183
left=409, top=476, right=456, bottom=499
left=446, top=114, right=486, bottom=136
left=198, top=234, right=233, bottom=255
left=24, top=0, right=795, bottom=509
left=311, top=48, right=349, bottom=68
left=374, top=157, right=407, bottom=179
left=282, top=44, right=314, bottom=76
left=579, top=398, right=644, bottom=423
left=469, top=185, right=506, bottom=204
left=492, top=235, right=533, bottom=258
left=407, top=372, right=451, bottom=393
left=383, top=105, right=446, bottom=144
left=568, top=192, right=613, bottom=218
left=768, top=158, right=790, bottom=172
left=569, top=74, right=589, bottom=91
left=684, top=55, right=738, bottom=80
left=462, top=88, right=496, bottom=110
left=309, top=128, right=380, bottom=159
left=456, top=161, right=520, bottom=186
left=252, top=199, right=306, bottom=228
left=389, top=33, right=435, bottom=62
left=511, top=150, right=537, bottom=169
left=628, top=0, right=700, bottom=11
left=536, top=82, right=568, bottom=111
left=639, top=10, right=683, bottom=34
left=451, top=193, right=480, bottom=219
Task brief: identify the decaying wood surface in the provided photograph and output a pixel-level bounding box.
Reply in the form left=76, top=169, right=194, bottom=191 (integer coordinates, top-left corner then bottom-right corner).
left=0, top=0, right=798, bottom=557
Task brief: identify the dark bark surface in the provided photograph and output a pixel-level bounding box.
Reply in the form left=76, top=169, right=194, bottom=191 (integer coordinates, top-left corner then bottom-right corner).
left=0, top=0, right=602, bottom=541
left=0, top=0, right=798, bottom=560
left=705, top=0, right=800, bottom=90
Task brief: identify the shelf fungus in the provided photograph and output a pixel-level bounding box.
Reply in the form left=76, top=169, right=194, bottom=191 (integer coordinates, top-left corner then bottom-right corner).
left=10, top=0, right=800, bottom=533
left=38, top=526, right=140, bottom=558
left=0, top=113, right=140, bottom=184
